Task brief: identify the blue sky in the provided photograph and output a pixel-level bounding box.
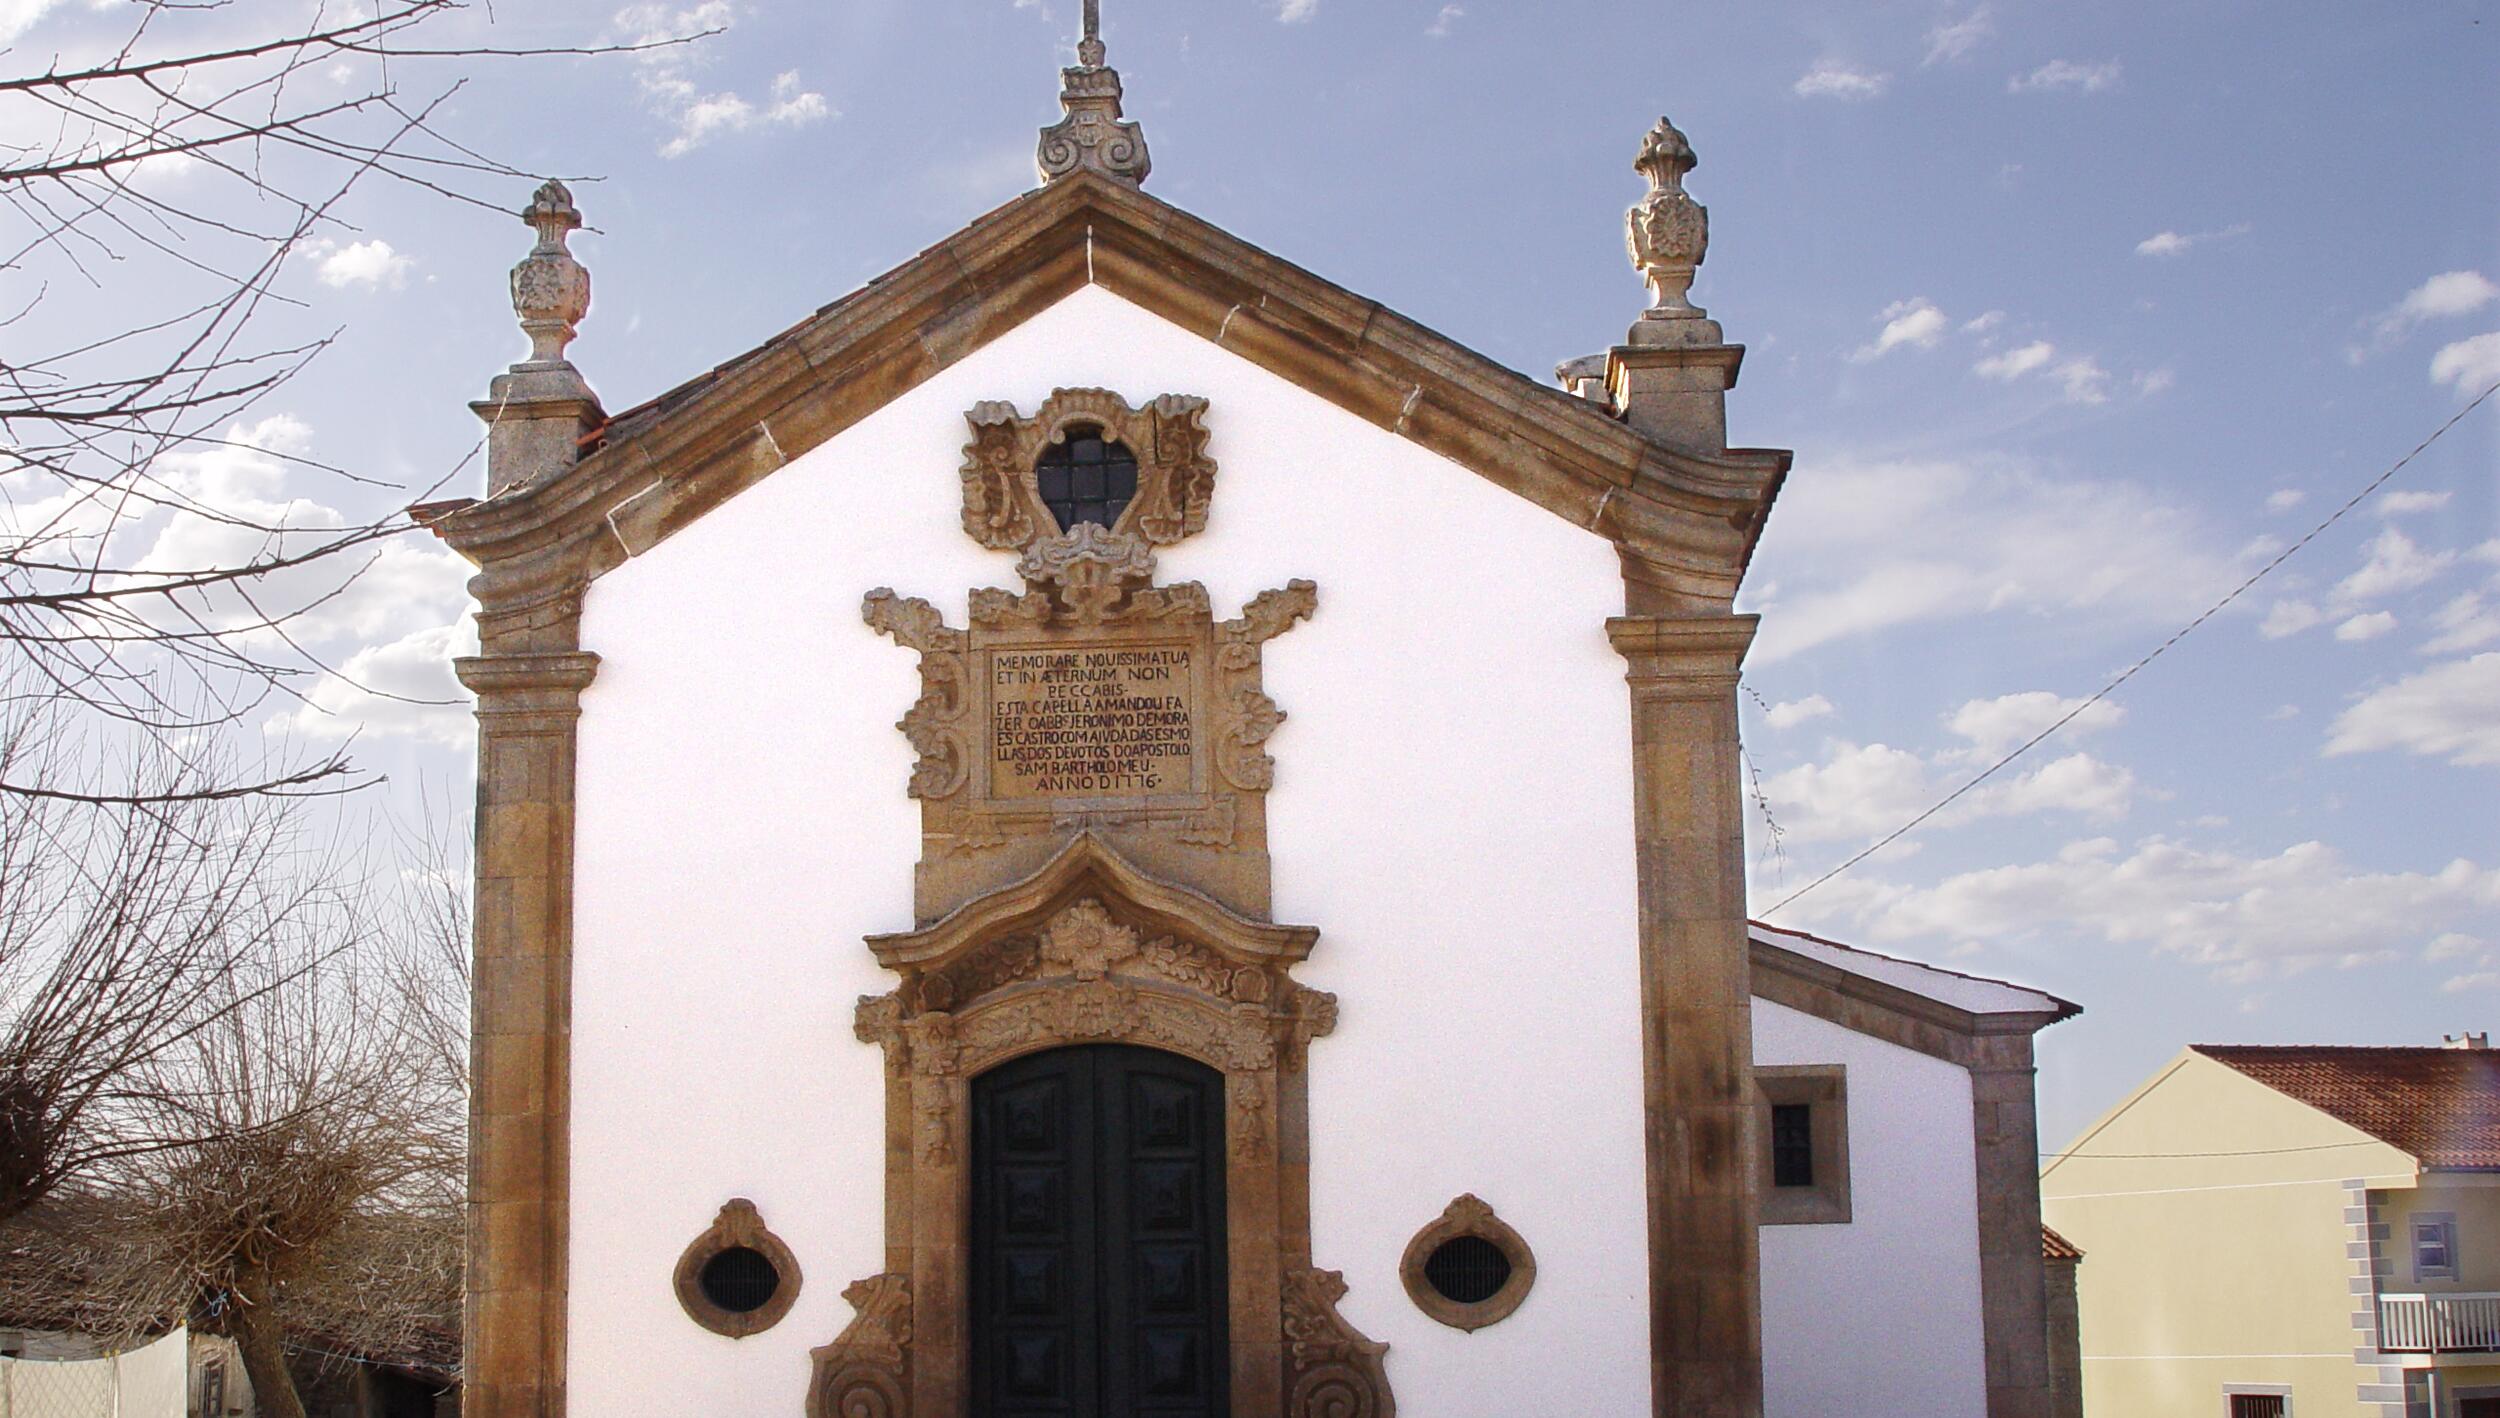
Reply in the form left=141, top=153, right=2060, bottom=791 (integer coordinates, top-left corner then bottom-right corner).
left=11, top=0, right=2493, bottom=1145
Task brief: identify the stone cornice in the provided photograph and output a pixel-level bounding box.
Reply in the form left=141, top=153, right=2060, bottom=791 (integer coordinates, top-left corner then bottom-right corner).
left=423, top=172, right=1788, bottom=616
left=1750, top=934, right=2075, bottom=1070
left=864, top=831, right=1318, bottom=971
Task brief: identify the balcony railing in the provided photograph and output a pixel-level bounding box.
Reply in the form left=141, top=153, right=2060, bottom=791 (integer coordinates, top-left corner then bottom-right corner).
left=2380, top=1292, right=2500, bottom=1353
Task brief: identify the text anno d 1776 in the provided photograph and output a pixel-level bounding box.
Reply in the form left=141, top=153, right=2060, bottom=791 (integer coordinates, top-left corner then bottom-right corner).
left=988, top=646, right=1197, bottom=799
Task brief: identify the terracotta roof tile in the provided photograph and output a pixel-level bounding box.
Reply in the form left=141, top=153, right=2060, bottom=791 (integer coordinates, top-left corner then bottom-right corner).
left=2194, top=1044, right=2500, bottom=1170
left=2042, top=1225, right=2083, bottom=1262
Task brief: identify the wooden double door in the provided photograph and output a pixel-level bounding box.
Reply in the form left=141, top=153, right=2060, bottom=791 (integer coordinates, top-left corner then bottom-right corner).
left=971, top=1045, right=1231, bottom=1418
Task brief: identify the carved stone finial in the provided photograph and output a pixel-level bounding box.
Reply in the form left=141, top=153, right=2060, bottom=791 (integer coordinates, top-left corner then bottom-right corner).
left=473, top=178, right=601, bottom=495
left=510, top=179, right=591, bottom=367
left=1625, top=117, right=1710, bottom=325
left=1038, top=4, right=1150, bottom=187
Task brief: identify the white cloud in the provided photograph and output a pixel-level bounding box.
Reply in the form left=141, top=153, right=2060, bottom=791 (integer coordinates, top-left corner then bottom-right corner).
left=1974, top=341, right=2055, bottom=381
left=312, top=238, right=413, bottom=290
left=2266, top=489, right=2308, bottom=513
left=2260, top=600, right=2324, bottom=639
left=1760, top=690, right=2133, bottom=843
left=2427, top=593, right=2500, bottom=654
left=2401, top=270, right=2500, bottom=322
left=2338, top=527, right=2455, bottom=602
left=2427, top=933, right=2485, bottom=963
left=1945, top=691, right=2123, bottom=758
left=2133, top=367, right=2176, bottom=397
left=1425, top=4, right=1462, bottom=37
left=1962, top=310, right=2006, bottom=333
left=2335, top=611, right=2398, bottom=642
left=1277, top=0, right=1318, bottom=21
left=654, top=70, right=830, bottom=159
left=1794, top=61, right=1890, bottom=100
left=1761, top=742, right=2135, bottom=843
left=2378, top=490, right=2454, bottom=517
left=2359, top=272, right=2500, bottom=357
left=2134, top=224, right=2249, bottom=259
left=2326, top=654, right=2500, bottom=767
left=1748, top=453, right=2242, bottom=664
left=1924, top=7, right=1992, bottom=64
left=1764, top=694, right=1835, bottom=730
left=614, top=6, right=833, bottom=158
left=1778, top=836, right=2500, bottom=976
left=2054, top=356, right=2111, bottom=404
left=2431, top=332, right=2500, bottom=395
left=275, top=621, right=477, bottom=749
left=1852, top=298, right=1949, bottom=361
left=2008, top=59, right=2121, bottom=93
left=2442, top=972, right=2500, bottom=994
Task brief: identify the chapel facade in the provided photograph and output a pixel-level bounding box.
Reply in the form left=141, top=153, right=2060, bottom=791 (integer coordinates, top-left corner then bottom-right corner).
left=426, top=18, right=2075, bottom=1418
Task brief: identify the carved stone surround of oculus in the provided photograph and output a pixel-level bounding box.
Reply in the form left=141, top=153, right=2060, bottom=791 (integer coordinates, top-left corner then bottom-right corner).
left=867, top=389, right=1314, bottom=922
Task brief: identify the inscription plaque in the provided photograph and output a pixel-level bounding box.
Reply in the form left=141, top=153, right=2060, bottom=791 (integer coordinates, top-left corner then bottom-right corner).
left=988, top=644, right=1197, bottom=799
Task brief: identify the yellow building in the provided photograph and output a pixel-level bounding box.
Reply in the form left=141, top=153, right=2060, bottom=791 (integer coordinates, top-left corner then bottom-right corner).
left=2044, top=1040, right=2500, bottom=1418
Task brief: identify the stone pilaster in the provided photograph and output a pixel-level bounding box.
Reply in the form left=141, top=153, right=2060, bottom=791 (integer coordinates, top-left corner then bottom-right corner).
left=1970, top=1032, right=2054, bottom=1418
left=457, top=646, right=598, bottom=1418
left=1608, top=613, right=1764, bottom=1418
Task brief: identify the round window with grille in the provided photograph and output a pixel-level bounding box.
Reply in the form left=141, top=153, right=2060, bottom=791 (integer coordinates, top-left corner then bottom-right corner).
left=1399, top=1195, right=1535, bottom=1331
left=673, top=1200, right=802, bottom=1338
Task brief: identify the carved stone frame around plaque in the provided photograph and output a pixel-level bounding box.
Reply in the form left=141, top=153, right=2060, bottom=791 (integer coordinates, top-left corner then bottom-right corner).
left=824, top=394, right=1393, bottom=1418
left=866, top=388, right=1314, bottom=923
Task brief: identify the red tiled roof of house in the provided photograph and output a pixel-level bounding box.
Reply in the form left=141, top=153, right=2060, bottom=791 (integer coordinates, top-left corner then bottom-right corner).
left=2042, top=1225, right=2083, bottom=1262
left=2194, top=1044, right=2500, bottom=1170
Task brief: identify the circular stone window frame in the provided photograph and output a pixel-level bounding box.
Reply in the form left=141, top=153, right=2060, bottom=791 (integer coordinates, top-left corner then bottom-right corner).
left=673, top=1198, right=803, bottom=1339
left=1399, top=1193, right=1535, bottom=1332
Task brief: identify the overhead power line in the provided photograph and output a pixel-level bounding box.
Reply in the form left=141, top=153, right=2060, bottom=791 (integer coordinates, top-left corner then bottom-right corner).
left=1762, top=375, right=2500, bottom=919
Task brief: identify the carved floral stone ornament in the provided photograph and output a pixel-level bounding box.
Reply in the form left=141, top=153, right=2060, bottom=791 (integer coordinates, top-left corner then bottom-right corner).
left=1398, top=1194, right=1536, bottom=1332
left=671, top=1198, right=802, bottom=1338
left=510, top=179, right=591, bottom=366
left=1625, top=116, right=1709, bottom=323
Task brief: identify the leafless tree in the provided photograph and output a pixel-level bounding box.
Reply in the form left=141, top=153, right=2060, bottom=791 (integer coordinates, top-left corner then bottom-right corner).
left=14, top=816, right=472, bottom=1418
left=0, top=0, right=698, bottom=804
left=0, top=684, right=349, bottom=1226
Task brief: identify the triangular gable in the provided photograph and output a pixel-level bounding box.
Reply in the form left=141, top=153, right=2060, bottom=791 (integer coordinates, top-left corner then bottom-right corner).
left=426, top=171, right=1787, bottom=624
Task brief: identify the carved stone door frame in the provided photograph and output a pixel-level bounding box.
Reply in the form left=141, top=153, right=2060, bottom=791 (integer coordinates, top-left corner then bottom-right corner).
left=812, top=834, right=1394, bottom=1418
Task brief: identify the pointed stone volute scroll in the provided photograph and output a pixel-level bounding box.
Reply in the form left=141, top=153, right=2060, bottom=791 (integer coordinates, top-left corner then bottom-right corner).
left=1037, top=0, right=1151, bottom=186
left=1625, top=117, right=1713, bottom=334
left=473, top=178, right=604, bottom=496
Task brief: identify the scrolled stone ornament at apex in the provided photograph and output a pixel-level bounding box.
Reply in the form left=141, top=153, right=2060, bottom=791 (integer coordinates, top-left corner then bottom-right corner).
left=1036, top=0, right=1150, bottom=186
left=1625, top=116, right=1710, bottom=323
left=510, top=179, right=591, bottom=365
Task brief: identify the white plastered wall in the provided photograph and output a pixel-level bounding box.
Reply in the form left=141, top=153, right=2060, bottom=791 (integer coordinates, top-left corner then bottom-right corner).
left=1754, top=998, right=1989, bottom=1418
left=566, top=284, right=1650, bottom=1415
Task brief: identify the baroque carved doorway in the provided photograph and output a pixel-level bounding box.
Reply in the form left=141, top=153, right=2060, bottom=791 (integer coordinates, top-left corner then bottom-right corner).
left=972, top=1045, right=1230, bottom=1418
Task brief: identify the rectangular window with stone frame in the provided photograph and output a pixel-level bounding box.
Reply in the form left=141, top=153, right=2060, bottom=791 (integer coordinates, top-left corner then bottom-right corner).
left=1756, top=1065, right=1850, bottom=1226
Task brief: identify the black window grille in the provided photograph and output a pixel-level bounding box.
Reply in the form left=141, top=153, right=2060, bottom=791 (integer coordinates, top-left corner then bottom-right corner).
left=2228, top=1396, right=2287, bottom=1418
left=1770, top=1103, right=1815, bottom=1189
left=1035, top=426, right=1138, bottom=532
left=699, top=1245, right=782, bottom=1314
left=1422, top=1235, right=1513, bottom=1306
